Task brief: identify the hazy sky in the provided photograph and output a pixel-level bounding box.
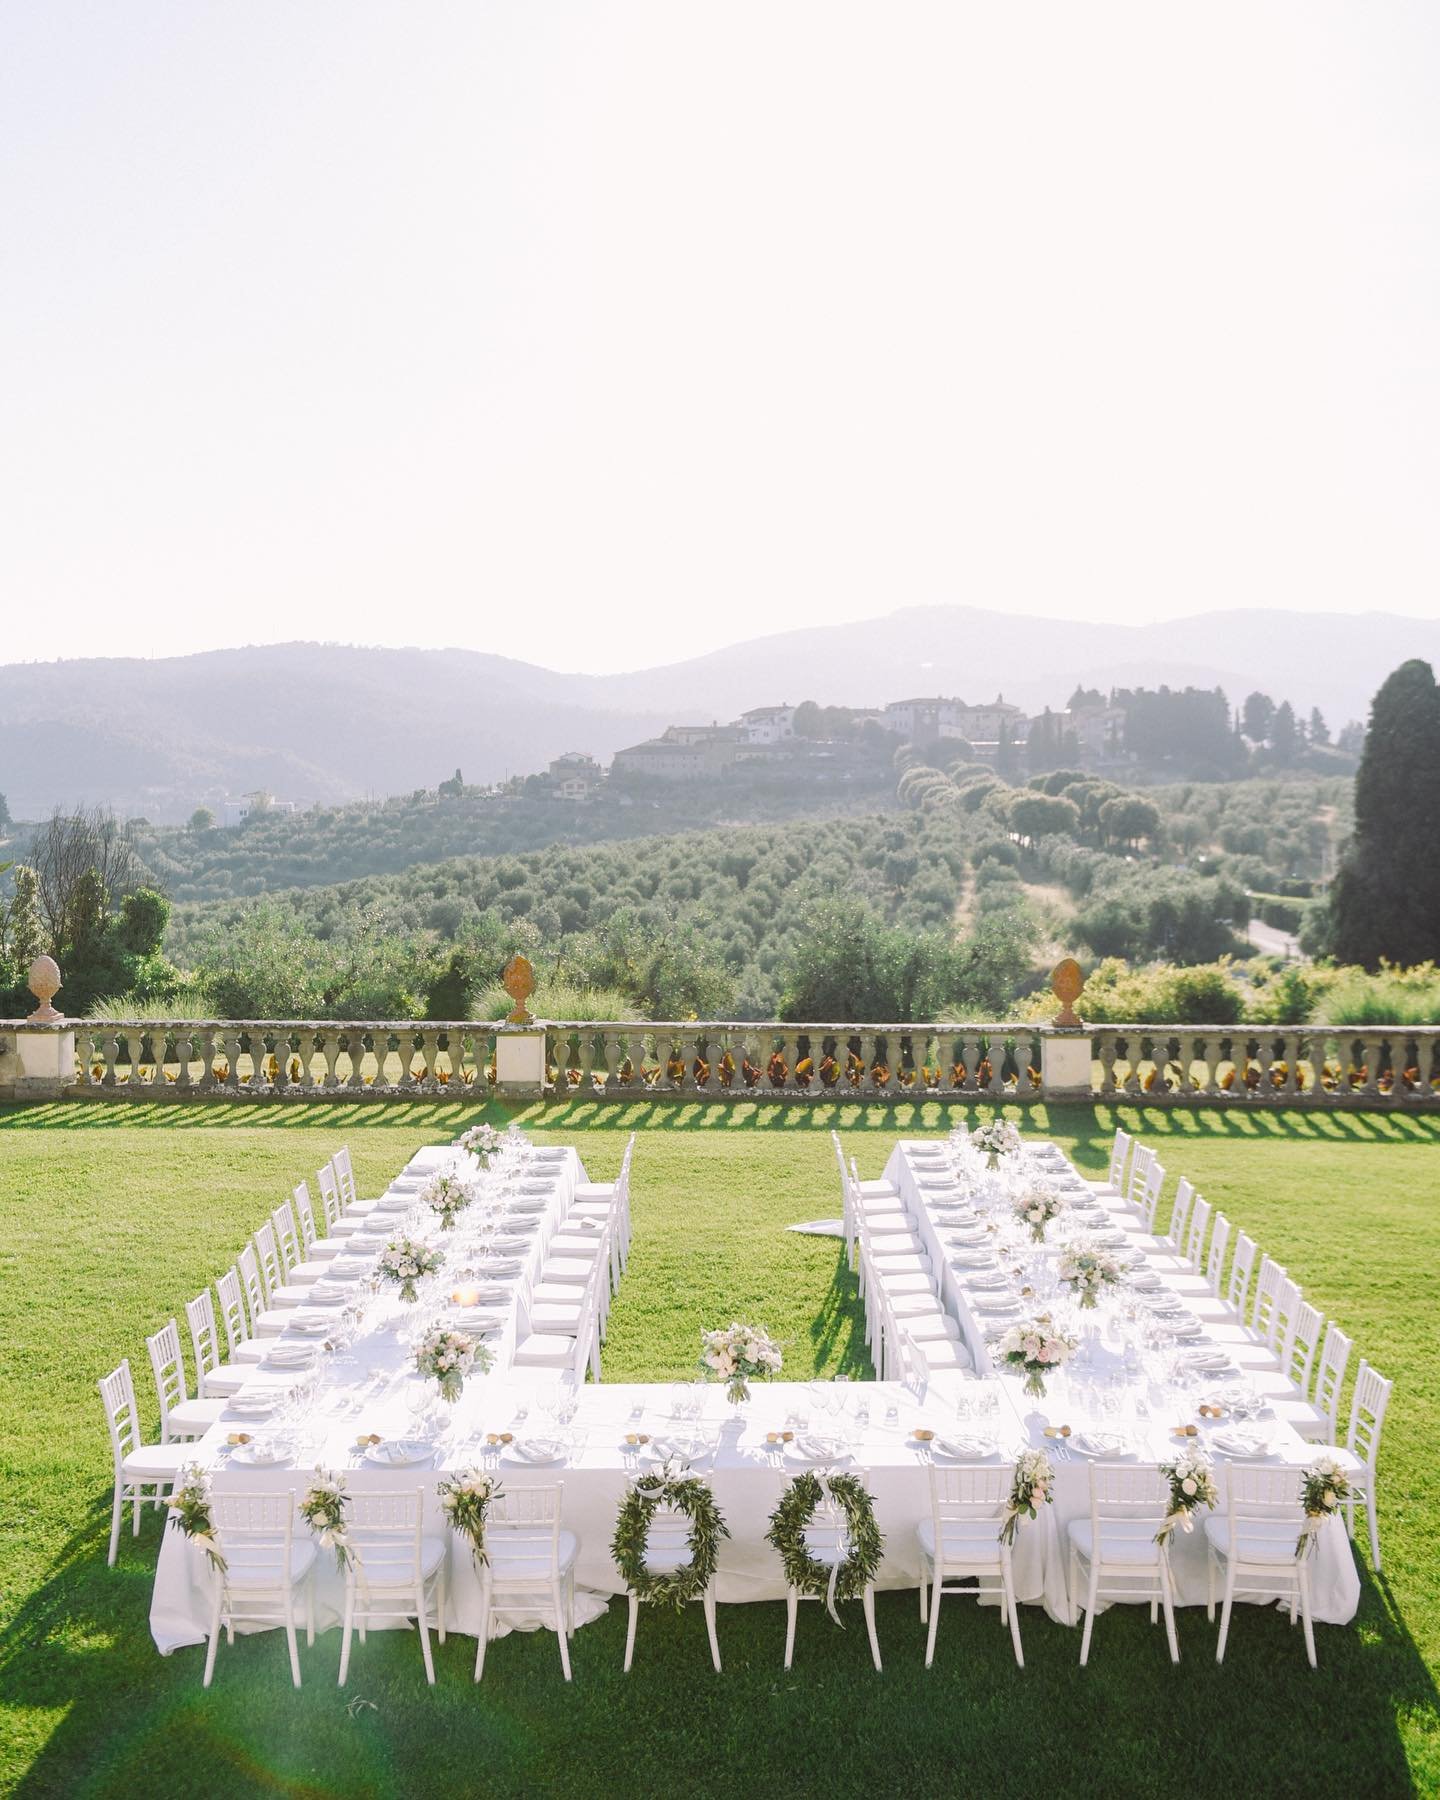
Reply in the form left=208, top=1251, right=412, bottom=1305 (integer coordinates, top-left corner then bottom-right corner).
left=3, top=3, right=1438, bottom=676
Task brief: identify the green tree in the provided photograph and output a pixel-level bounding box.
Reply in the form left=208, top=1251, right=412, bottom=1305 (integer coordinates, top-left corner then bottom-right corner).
left=1007, top=792, right=1081, bottom=844
left=1097, top=795, right=1161, bottom=850
left=1242, top=692, right=1275, bottom=742
left=1308, top=707, right=1330, bottom=746
left=1329, top=659, right=1440, bottom=968
left=188, top=806, right=215, bottom=832
left=0, top=791, right=11, bottom=833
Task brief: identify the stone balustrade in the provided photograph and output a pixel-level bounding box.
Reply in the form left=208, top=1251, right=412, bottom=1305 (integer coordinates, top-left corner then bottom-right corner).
left=1, top=1014, right=1437, bottom=1107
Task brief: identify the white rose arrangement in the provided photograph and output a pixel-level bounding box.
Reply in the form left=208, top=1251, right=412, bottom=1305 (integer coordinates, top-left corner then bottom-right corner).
left=971, top=1120, right=1022, bottom=1164
left=1013, top=1184, right=1067, bottom=1244
left=1155, top=1449, right=1218, bottom=1544
left=996, top=1314, right=1078, bottom=1399
left=421, top=1171, right=476, bottom=1230
left=378, top=1237, right=444, bottom=1303
left=699, top=1321, right=783, bottom=1405
left=1056, top=1237, right=1126, bottom=1308
left=415, top=1323, right=492, bottom=1402
left=1297, top=1454, right=1357, bottom=1559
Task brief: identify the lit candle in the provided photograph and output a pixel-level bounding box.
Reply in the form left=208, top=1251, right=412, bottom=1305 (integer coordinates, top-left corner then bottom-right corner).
left=451, top=1285, right=481, bottom=1307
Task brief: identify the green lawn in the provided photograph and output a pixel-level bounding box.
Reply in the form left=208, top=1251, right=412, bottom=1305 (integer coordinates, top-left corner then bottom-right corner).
left=1, top=1097, right=1437, bottom=1799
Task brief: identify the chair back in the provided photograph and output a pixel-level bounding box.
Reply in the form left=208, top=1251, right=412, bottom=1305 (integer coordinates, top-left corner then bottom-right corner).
left=1185, top=1195, right=1211, bottom=1271
left=830, top=1130, right=850, bottom=1211
left=348, top=1487, right=427, bottom=1587
left=238, top=1245, right=268, bottom=1328
left=1204, top=1214, right=1231, bottom=1295
left=317, top=1162, right=343, bottom=1230
left=1137, top=1157, right=1166, bottom=1233
left=929, top=1462, right=1011, bottom=1525
left=146, top=1319, right=189, bottom=1438
left=270, top=1202, right=301, bottom=1274
left=1250, top=1255, right=1286, bottom=1340
left=1269, top=1276, right=1302, bottom=1355
left=211, top=1488, right=297, bottom=1586
left=1313, top=1324, right=1352, bottom=1438
left=1088, top=1461, right=1170, bottom=1532
left=253, top=1222, right=283, bottom=1300
left=1285, top=1302, right=1324, bottom=1394
left=1126, top=1143, right=1156, bottom=1207
left=1164, top=1178, right=1194, bottom=1252
left=333, top=1145, right=358, bottom=1210
left=489, top=1483, right=566, bottom=1579
left=98, top=1360, right=140, bottom=1466
left=1227, top=1233, right=1257, bottom=1317
left=293, top=1182, right=318, bottom=1250
left=1346, top=1360, right=1392, bottom=1473
left=634, top=1489, right=710, bottom=1578
left=1226, top=1462, right=1303, bottom=1523
left=616, top=1131, right=637, bottom=1197
left=1106, top=1128, right=1132, bottom=1190
left=186, top=1289, right=221, bottom=1385
left=217, top=1267, right=250, bottom=1352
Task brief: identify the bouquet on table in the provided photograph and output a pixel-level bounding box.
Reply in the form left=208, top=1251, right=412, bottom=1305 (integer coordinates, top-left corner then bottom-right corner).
left=1012, top=1184, right=1067, bottom=1243
left=415, top=1323, right=492, bottom=1402
left=378, top=1237, right=444, bottom=1303
left=996, top=1314, right=1077, bottom=1399
left=1155, top=1449, right=1218, bottom=1545
left=420, top=1172, right=475, bottom=1230
left=999, top=1448, right=1055, bottom=1545
left=699, top=1320, right=783, bottom=1405
left=971, top=1120, right=1022, bottom=1167
left=1056, top=1237, right=1126, bottom=1308
left=456, top=1123, right=501, bottom=1162
left=1297, top=1454, right=1357, bottom=1559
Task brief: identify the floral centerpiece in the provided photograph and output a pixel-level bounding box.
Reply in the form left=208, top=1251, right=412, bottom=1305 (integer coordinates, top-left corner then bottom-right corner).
left=1057, top=1237, right=1126, bottom=1308
left=972, top=1120, right=1022, bottom=1167
left=299, top=1469, right=354, bottom=1569
left=1155, top=1449, right=1218, bottom=1545
left=416, top=1323, right=492, bottom=1402
left=378, top=1238, right=444, bottom=1303
left=168, top=1464, right=225, bottom=1572
left=699, top=1320, right=783, bottom=1406
left=456, top=1123, right=501, bottom=1161
left=420, top=1172, right=475, bottom=1231
left=1297, top=1454, right=1357, bottom=1559
left=999, top=1449, right=1055, bottom=1545
left=995, top=1314, right=1077, bottom=1399
left=1012, top=1183, right=1067, bottom=1244
left=438, top=1470, right=504, bottom=1565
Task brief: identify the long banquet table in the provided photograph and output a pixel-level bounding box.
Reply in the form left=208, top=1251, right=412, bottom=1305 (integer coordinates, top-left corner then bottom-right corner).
left=151, top=1133, right=1362, bottom=1655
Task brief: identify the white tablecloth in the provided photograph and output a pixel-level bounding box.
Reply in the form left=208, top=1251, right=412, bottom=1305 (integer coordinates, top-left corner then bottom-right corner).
left=882, top=1138, right=1362, bottom=1625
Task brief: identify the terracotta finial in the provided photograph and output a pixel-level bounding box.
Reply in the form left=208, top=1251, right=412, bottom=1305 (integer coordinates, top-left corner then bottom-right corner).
left=27, top=954, right=63, bottom=1023
left=502, top=953, right=536, bottom=1025
left=1050, top=957, right=1084, bottom=1029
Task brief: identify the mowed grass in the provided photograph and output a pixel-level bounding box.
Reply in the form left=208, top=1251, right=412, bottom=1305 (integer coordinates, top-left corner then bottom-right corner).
left=0, top=1096, right=1437, bottom=1799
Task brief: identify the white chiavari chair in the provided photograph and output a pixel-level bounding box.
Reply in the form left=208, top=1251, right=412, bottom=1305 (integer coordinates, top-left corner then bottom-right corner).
left=292, top=1179, right=345, bottom=1262
left=1204, top=1213, right=1231, bottom=1296
left=1066, top=1463, right=1180, bottom=1666
left=146, top=1319, right=225, bottom=1441
left=1283, top=1301, right=1325, bottom=1398
left=238, top=1244, right=290, bottom=1337
left=1160, top=1178, right=1195, bottom=1258
left=216, top=1266, right=269, bottom=1363
left=339, top=1487, right=448, bottom=1686
left=1268, top=1277, right=1303, bottom=1359
left=779, top=1475, right=882, bottom=1673
left=1226, top=1233, right=1258, bottom=1320
left=832, top=1132, right=904, bottom=1260
left=1135, top=1156, right=1167, bottom=1234
left=513, top=1256, right=604, bottom=1381
left=474, top=1484, right=579, bottom=1682
left=185, top=1288, right=229, bottom=1398
left=254, top=1220, right=308, bottom=1309
left=98, top=1360, right=188, bottom=1565
left=203, top=1489, right=316, bottom=1687
left=1294, top=1322, right=1352, bottom=1445
left=1345, top=1360, right=1393, bottom=1570
left=1085, top=1127, right=1132, bottom=1199
left=1184, top=1196, right=1212, bottom=1272
left=1249, top=1255, right=1287, bottom=1343
left=332, top=1145, right=380, bottom=1218
left=1205, top=1465, right=1315, bottom=1667
left=917, top=1463, right=1022, bottom=1667
left=1126, top=1143, right=1156, bottom=1211
left=316, top=1161, right=351, bottom=1235
left=270, top=1199, right=322, bottom=1286
left=620, top=1484, right=723, bottom=1673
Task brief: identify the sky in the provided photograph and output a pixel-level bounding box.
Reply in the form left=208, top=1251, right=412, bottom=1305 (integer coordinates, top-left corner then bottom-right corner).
left=2, top=2, right=1438, bottom=676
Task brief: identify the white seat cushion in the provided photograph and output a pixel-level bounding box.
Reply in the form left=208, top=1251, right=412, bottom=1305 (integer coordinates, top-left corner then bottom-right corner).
left=1067, top=1519, right=1162, bottom=1565
left=122, top=1444, right=189, bottom=1480
left=529, top=1282, right=587, bottom=1306
left=546, top=1236, right=603, bottom=1260
left=910, top=1339, right=971, bottom=1369
left=877, top=1273, right=934, bottom=1296
left=1203, top=1516, right=1301, bottom=1563
left=529, top=1304, right=583, bottom=1331
left=572, top=1182, right=616, bottom=1201
left=856, top=1179, right=899, bottom=1199
left=487, top=1529, right=579, bottom=1582
left=286, top=1260, right=328, bottom=1285
left=201, top=1367, right=253, bottom=1397
left=894, top=1313, right=960, bottom=1342
left=539, top=1259, right=593, bottom=1284
left=865, top=1216, right=916, bottom=1236
left=511, top=1333, right=580, bottom=1364
left=917, top=1517, right=1004, bottom=1562
left=227, top=1340, right=269, bottom=1364
left=168, top=1398, right=227, bottom=1436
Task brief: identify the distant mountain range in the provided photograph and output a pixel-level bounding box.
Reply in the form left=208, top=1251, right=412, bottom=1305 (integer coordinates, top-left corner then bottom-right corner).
left=2, top=607, right=1436, bottom=821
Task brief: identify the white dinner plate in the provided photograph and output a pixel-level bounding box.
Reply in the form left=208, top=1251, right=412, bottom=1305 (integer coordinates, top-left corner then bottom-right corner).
left=227, top=1395, right=281, bottom=1417
left=265, top=1346, right=318, bottom=1368
left=783, top=1437, right=851, bottom=1467
left=363, top=1439, right=435, bottom=1467
left=285, top=1316, right=333, bottom=1337
left=1070, top=1431, right=1133, bottom=1459
left=930, top=1435, right=1000, bottom=1463
left=229, top=1439, right=295, bottom=1467
left=501, top=1440, right=567, bottom=1466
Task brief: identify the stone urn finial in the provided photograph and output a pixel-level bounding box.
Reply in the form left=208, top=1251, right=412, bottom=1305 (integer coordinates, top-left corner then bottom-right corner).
left=501, top=953, right=536, bottom=1025
left=1050, top=956, right=1084, bottom=1029
left=27, top=954, right=63, bottom=1023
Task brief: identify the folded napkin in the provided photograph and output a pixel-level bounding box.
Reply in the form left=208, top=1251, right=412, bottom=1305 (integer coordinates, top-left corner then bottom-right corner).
left=1072, top=1431, right=1130, bottom=1458
left=935, top=1434, right=995, bottom=1460
left=1212, top=1428, right=1272, bottom=1458
left=513, top=1438, right=563, bottom=1463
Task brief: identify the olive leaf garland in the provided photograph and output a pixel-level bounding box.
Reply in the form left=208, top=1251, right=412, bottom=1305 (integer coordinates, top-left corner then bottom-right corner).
left=611, top=1468, right=729, bottom=1610
left=766, top=1471, right=883, bottom=1609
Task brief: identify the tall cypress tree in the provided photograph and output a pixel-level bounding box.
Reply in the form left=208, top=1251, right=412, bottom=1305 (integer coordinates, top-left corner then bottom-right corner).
left=1329, top=658, right=1440, bottom=968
